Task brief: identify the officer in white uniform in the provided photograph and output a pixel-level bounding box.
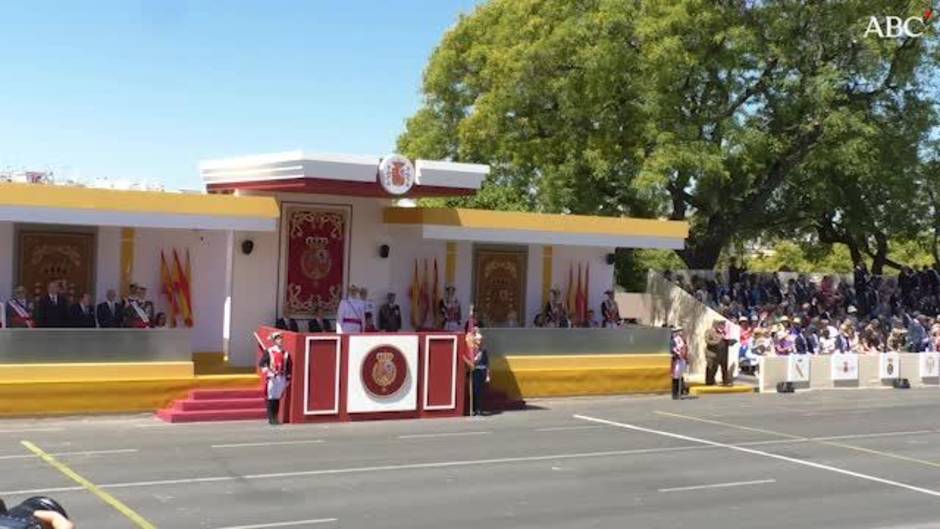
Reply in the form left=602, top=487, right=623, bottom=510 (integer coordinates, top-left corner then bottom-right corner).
left=336, top=285, right=363, bottom=334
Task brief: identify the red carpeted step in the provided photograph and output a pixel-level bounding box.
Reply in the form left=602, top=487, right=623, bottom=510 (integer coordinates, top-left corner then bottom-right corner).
left=175, top=398, right=265, bottom=412
left=156, top=407, right=267, bottom=423
left=188, top=388, right=263, bottom=400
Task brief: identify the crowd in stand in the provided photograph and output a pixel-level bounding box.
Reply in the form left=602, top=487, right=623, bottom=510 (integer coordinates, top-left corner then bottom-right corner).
left=665, top=262, right=940, bottom=370
left=1, top=280, right=165, bottom=329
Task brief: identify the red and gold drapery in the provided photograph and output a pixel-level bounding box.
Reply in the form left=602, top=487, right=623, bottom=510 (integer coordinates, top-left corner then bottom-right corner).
left=285, top=207, right=347, bottom=317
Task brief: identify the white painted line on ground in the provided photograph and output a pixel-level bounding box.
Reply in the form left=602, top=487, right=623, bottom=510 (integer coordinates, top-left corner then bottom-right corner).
left=0, top=428, right=64, bottom=434
left=658, top=479, right=776, bottom=493
left=210, top=518, right=337, bottom=529
left=535, top=426, right=604, bottom=432
left=211, top=440, right=325, bottom=449
left=574, top=414, right=940, bottom=498
left=398, top=431, right=492, bottom=439
left=0, top=444, right=720, bottom=496
left=813, top=430, right=936, bottom=441
left=0, top=449, right=138, bottom=461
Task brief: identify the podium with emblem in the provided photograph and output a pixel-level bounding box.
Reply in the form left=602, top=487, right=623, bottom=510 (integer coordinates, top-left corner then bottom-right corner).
left=257, top=326, right=468, bottom=423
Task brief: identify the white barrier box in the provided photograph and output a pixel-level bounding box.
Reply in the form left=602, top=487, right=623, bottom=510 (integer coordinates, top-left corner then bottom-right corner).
left=759, top=353, right=940, bottom=393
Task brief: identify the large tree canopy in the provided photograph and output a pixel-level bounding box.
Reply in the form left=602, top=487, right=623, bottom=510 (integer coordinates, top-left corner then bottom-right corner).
left=399, top=0, right=939, bottom=269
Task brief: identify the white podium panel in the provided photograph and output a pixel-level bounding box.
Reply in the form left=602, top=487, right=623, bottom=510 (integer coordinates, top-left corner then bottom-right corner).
left=347, top=334, right=419, bottom=413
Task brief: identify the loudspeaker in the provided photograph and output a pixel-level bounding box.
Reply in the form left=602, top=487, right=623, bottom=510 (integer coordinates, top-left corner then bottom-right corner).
left=241, top=239, right=254, bottom=255
left=892, top=378, right=911, bottom=389
left=379, top=244, right=390, bottom=258
left=776, top=381, right=795, bottom=393
left=605, top=253, right=616, bottom=265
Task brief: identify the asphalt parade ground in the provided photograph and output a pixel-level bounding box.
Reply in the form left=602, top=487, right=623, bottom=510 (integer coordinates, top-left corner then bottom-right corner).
left=2, top=390, right=940, bottom=528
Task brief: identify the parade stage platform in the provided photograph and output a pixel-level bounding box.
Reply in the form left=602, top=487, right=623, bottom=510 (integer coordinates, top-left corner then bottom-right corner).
left=4, top=390, right=940, bottom=528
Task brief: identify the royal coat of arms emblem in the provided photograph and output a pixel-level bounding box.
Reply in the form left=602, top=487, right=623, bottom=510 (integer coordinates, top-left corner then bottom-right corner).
left=361, top=345, right=408, bottom=398
left=378, top=154, right=416, bottom=196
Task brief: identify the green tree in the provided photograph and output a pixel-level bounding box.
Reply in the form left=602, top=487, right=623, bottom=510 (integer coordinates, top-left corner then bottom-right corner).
left=399, top=0, right=939, bottom=270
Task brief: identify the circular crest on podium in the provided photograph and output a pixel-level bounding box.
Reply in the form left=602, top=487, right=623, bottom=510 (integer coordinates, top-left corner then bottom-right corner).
left=361, top=344, right=408, bottom=398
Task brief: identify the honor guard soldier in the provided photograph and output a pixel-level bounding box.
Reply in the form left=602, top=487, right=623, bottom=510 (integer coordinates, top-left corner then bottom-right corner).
left=337, top=285, right=364, bottom=334
left=378, top=292, right=402, bottom=332
left=259, top=331, right=292, bottom=425
left=440, top=285, right=462, bottom=332
left=671, top=325, right=689, bottom=399
left=5, top=286, right=34, bottom=328
left=601, top=289, right=621, bottom=328
left=464, top=326, right=490, bottom=416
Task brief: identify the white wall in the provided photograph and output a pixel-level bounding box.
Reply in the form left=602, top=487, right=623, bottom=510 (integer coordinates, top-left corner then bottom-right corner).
left=132, top=228, right=228, bottom=353
left=386, top=225, right=446, bottom=330
left=226, top=229, right=278, bottom=366
left=0, top=222, right=13, bottom=302
left=95, top=227, right=121, bottom=299
left=552, top=245, right=615, bottom=321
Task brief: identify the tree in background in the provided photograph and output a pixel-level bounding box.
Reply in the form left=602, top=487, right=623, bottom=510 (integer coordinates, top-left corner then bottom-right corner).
left=399, top=0, right=939, bottom=272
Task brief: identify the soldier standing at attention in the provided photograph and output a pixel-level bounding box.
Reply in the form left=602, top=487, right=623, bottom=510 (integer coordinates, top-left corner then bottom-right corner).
left=601, top=289, right=621, bottom=328
left=337, top=285, right=363, bottom=334
left=705, top=320, right=735, bottom=386
left=378, top=292, right=402, bottom=332
left=259, top=331, right=291, bottom=426
left=440, top=285, right=462, bottom=331
left=670, top=325, right=689, bottom=399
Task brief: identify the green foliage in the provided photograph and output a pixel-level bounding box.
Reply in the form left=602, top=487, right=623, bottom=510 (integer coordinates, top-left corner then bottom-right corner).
left=399, top=0, right=939, bottom=272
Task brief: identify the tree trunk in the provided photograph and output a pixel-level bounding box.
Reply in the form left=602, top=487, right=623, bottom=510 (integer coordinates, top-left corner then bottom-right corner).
left=870, top=232, right=889, bottom=275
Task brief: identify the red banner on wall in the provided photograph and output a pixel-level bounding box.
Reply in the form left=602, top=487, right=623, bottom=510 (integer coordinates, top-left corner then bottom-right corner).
left=285, top=207, right=347, bottom=317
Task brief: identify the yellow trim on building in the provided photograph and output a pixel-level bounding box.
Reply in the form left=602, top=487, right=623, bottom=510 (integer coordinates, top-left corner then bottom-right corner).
left=541, top=246, right=553, bottom=307
left=383, top=207, right=689, bottom=239
left=0, top=183, right=279, bottom=219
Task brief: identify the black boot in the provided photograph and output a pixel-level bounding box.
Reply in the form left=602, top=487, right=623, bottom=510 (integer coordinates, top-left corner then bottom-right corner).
left=272, top=399, right=281, bottom=425
left=266, top=399, right=277, bottom=425
left=671, top=379, right=680, bottom=400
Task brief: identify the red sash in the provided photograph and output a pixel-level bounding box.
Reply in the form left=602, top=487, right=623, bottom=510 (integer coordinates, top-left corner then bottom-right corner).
left=8, top=300, right=34, bottom=328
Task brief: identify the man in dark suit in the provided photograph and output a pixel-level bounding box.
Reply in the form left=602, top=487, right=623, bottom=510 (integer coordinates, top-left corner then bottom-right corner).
left=36, top=281, right=68, bottom=328
left=69, top=293, right=97, bottom=328
left=96, top=289, right=124, bottom=328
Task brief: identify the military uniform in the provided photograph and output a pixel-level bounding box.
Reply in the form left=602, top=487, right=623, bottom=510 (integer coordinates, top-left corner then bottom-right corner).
left=4, top=297, right=34, bottom=328
left=336, top=294, right=364, bottom=334
left=601, top=293, right=621, bottom=328
left=258, top=335, right=291, bottom=425
left=440, top=289, right=462, bottom=332
left=671, top=329, right=689, bottom=399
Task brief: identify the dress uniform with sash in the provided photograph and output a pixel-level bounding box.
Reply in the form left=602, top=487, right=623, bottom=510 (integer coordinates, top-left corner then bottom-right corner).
left=336, top=286, right=363, bottom=334
left=440, top=286, right=462, bottom=332
left=124, top=297, right=151, bottom=328
left=259, top=332, right=292, bottom=425
left=5, top=293, right=34, bottom=328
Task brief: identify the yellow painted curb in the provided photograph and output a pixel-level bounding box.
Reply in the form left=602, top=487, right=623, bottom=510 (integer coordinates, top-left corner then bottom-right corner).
left=0, top=362, right=195, bottom=383
left=0, top=375, right=259, bottom=417
left=491, top=354, right=671, bottom=398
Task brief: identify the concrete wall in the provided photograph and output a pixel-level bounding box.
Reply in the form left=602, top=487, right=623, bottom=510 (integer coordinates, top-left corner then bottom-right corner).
left=95, top=227, right=121, bottom=299
left=647, top=270, right=738, bottom=377
left=550, top=245, right=615, bottom=322
left=226, top=229, right=279, bottom=366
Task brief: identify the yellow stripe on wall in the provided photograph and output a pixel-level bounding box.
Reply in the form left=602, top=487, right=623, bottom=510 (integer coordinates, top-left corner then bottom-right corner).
left=383, top=207, right=689, bottom=239
left=0, top=182, right=279, bottom=219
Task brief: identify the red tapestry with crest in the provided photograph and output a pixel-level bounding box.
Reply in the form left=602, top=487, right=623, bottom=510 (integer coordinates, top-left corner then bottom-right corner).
left=285, top=207, right=347, bottom=318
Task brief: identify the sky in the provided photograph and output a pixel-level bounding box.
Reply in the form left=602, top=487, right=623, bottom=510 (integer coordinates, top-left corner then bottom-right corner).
left=0, top=0, right=480, bottom=189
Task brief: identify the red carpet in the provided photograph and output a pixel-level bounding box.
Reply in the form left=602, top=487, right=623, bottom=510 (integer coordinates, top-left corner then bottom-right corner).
left=157, top=388, right=266, bottom=423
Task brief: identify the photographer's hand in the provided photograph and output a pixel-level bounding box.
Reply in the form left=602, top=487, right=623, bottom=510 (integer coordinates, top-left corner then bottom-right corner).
left=34, top=510, right=74, bottom=529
